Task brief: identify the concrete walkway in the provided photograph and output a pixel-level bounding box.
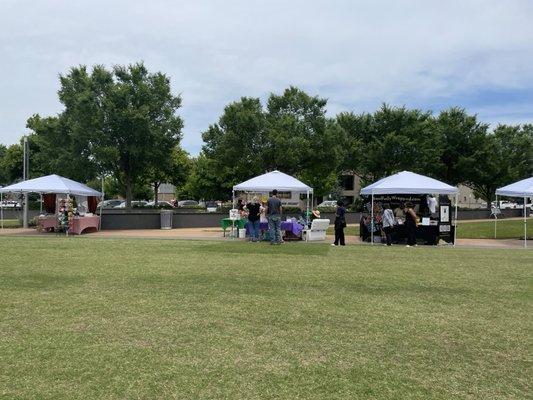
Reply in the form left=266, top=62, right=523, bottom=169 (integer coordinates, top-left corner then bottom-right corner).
left=0, top=226, right=528, bottom=248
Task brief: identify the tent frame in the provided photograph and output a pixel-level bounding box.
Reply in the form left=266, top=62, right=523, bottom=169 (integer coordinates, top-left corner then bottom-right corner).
left=494, top=194, right=529, bottom=248
left=232, top=189, right=312, bottom=225
left=0, top=178, right=103, bottom=233
left=369, top=191, right=458, bottom=246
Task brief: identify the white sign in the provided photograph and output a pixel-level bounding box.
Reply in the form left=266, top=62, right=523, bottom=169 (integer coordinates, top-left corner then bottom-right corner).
left=439, top=224, right=451, bottom=232
left=440, top=205, right=450, bottom=223
left=229, top=209, right=240, bottom=221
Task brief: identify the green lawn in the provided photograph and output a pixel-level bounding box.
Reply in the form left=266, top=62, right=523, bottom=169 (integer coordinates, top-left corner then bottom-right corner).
left=458, top=218, right=532, bottom=239
left=0, top=237, right=531, bottom=399
left=0, top=219, right=21, bottom=228
left=328, top=218, right=533, bottom=239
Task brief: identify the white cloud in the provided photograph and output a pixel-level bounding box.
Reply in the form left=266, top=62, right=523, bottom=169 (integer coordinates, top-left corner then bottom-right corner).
left=1, top=0, right=532, bottom=152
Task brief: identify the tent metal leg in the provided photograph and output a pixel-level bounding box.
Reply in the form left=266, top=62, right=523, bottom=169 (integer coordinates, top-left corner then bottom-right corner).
left=524, top=197, right=527, bottom=248
left=453, top=194, right=458, bottom=246
left=99, top=176, right=105, bottom=232
left=306, top=190, right=310, bottom=226
left=494, top=194, right=498, bottom=239
left=371, top=193, right=374, bottom=245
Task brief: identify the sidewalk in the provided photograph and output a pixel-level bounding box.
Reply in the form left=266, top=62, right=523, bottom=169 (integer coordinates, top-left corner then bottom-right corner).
left=0, top=226, right=528, bottom=248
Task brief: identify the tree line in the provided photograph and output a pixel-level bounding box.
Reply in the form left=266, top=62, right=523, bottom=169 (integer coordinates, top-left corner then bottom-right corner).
left=0, top=62, right=531, bottom=208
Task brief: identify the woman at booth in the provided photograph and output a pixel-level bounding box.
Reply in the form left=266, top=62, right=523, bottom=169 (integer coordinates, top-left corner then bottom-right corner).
left=333, top=200, right=346, bottom=246
left=404, top=202, right=418, bottom=247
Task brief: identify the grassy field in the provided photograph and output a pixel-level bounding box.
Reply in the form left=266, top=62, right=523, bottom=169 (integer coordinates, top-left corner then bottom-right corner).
left=0, top=237, right=531, bottom=399
left=458, top=218, right=532, bottom=239
left=0, top=219, right=21, bottom=228
left=327, top=218, right=533, bottom=239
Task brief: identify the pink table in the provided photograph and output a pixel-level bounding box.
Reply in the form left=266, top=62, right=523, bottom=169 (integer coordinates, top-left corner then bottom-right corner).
left=69, top=216, right=100, bottom=235
left=37, top=215, right=58, bottom=232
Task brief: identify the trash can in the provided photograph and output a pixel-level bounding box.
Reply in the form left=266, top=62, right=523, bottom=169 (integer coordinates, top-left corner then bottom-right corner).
left=160, top=210, right=173, bottom=230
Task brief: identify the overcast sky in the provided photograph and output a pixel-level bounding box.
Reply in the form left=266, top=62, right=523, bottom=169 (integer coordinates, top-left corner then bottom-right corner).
left=1, top=0, right=532, bottom=154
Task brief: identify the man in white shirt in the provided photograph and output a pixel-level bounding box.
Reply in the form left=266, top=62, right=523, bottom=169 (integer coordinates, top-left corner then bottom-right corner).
left=381, top=203, right=396, bottom=246
left=427, top=195, right=437, bottom=215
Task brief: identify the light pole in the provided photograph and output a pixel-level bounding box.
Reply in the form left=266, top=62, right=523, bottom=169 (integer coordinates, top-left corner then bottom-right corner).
left=22, top=136, right=29, bottom=228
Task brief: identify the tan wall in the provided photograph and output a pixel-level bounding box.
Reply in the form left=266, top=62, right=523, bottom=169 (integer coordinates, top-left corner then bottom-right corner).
left=457, top=185, right=484, bottom=208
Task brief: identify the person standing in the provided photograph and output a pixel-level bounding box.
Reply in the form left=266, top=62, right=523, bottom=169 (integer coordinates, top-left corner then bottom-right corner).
left=333, top=200, right=346, bottom=246
left=404, top=201, right=418, bottom=247
left=266, top=189, right=283, bottom=244
left=244, top=196, right=261, bottom=242
left=381, top=203, right=395, bottom=246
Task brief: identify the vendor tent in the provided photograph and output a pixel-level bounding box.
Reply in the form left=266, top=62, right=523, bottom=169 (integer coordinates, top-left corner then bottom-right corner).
left=233, top=170, right=313, bottom=216
left=360, top=171, right=459, bottom=245
left=0, top=174, right=101, bottom=196
left=233, top=170, right=313, bottom=192
left=360, top=171, right=458, bottom=195
left=0, top=174, right=103, bottom=232
left=495, top=176, right=533, bottom=247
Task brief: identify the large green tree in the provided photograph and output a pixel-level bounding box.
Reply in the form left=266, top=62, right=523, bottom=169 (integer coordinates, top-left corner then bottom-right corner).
left=433, top=108, right=489, bottom=185
left=337, top=105, right=442, bottom=184
left=198, top=87, right=345, bottom=199
left=181, top=154, right=228, bottom=201
left=57, top=62, right=184, bottom=208
left=26, top=114, right=99, bottom=183
left=147, top=146, right=192, bottom=203
left=463, top=124, right=533, bottom=207
left=0, top=143, right=23, bottom=185
left=201, top=97, right=265, bottom=196
left=264, top=87, right=345, bottom=196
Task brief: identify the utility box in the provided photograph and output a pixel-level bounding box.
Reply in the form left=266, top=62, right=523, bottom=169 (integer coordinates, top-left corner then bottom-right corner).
left=160, top=210, right=173, bottom=230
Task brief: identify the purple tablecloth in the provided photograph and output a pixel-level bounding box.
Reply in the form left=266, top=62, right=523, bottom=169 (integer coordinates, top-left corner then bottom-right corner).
left=245, top=220, right=304, bottom=236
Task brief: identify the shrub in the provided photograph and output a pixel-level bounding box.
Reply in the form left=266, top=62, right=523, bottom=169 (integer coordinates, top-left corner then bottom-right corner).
left=282, top=206, right=302, bottom=214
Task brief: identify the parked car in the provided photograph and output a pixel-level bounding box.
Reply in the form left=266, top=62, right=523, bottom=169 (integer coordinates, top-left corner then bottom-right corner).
left=177, top=200, right=199, bottom=207
left=145, top=201, right=175, bottom=209
left=206, top=201, right=218, bottom=212
left=114, top=200, right=148, bottom=209
left=97, top=199, right=123, bottom=209
left=496, top=201, right=517, bottom=209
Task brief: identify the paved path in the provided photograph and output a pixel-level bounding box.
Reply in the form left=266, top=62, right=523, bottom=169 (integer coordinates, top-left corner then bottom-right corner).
left=0, top=227, right=528, bottom=248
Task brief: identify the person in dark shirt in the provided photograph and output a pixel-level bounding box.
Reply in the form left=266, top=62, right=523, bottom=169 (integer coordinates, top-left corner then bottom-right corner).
left=245, top=196, right=261, bottom=242
left=266, top=189, right=282, bottom=244
left=333, top=200, right=346, bottom=246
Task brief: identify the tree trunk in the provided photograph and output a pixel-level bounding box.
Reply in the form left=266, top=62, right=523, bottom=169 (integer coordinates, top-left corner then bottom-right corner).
left=154, top=182, right=160, bottom=205
left=125, top=173, right=132, bottom=210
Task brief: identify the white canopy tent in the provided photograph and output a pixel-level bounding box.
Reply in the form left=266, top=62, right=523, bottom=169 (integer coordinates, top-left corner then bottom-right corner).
left=0, top=174, right=102, bottom=196
left=360, top=171, right=459, bottom=245
left=495, top=176, right=533, bottom=247
left=232, top=170, right=313, bottom=216
left=0, top=174, right=103, bottom=231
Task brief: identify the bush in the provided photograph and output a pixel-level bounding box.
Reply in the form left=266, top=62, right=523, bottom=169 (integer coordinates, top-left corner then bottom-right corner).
left=217, top=205, right=232, bottom=213
left=178, top=205, right=205, bottom=210
left=283, top=206, right=302, bottom=214
left=144, top=203, right=174, bottom=210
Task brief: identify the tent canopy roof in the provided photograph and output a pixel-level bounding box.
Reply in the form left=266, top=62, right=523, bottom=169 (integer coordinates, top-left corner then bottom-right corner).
left=233, top=170, right=313, bottom=193
left=0, top=174, right=102, bottom=197
left=360, top=171, right=458, bottom=195
left=496, top=176, right=533, bottom=197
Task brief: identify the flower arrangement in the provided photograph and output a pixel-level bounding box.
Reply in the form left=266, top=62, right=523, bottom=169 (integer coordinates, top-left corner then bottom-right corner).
left=57, top=198, right=74, bottom=233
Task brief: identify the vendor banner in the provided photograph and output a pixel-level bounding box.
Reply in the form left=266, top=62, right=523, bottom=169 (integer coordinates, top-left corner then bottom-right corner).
left=370, top=195, right=423, bottom=204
